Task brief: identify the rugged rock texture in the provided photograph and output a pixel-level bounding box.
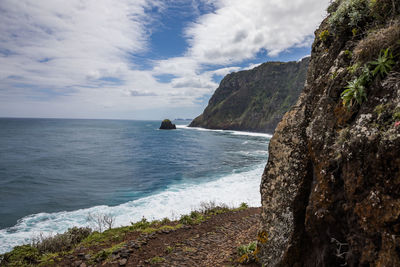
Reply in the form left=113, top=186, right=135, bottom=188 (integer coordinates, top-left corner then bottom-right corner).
left=189, top=58, right=309, bottom=133
left=159, top=119, right=176, bottom=130
left=258, top=1, right=400, bottom=266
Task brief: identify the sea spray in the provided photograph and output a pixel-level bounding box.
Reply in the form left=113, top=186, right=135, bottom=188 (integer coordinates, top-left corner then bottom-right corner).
left=0, top=163, right=263, bottom=253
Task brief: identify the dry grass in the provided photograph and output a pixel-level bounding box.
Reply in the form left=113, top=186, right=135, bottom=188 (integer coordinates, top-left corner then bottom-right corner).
left=354, top=21, right=400, bottom=62
left=369, top=0, right=400, bottom=21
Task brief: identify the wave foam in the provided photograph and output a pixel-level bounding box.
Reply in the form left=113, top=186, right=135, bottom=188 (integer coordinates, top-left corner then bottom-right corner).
left=0, top=164, right=264, bottom=254
left=176, top=125, right=272, bottom=138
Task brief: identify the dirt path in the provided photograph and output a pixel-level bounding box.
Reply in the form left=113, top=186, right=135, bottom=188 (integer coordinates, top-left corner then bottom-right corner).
left=62, top=207, right=261, bottom=267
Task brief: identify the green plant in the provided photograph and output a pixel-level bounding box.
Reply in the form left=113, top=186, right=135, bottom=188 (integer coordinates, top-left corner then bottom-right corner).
left=393, top=111, right=400, bottom=120
left=2, top=245, right=40, bottom=266
left=341, top=77, right=367, bottom=107
left=341, top=64, right=371, bottom=108
left=330, top=71, right=339, bottom=80
left=131, top=217, right=151, bottom=230
left=374, top=104, right=385, bottom=115
left=237, top=241, right=258, bottom=264
left=369, top=48, right=395, bottom=77
left=165, top=246, right=174, bottom=254
left=341, top=46, right=394, bottom=108
left=319, top=29, right=330, bottom=42
left=239, top=202, right=249, bottom=209
left=149, top=256, right=165, bottom=264
left=347, top=62, right=361, bottom=74
left=160, top=217, right=171, bottom=224
left=179, top=211, right=205, bottom=225
left=344, top=49, right=353, bottom=59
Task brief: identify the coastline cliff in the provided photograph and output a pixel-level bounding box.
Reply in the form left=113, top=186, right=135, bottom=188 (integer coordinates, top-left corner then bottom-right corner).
left=258, top=0, right=400, bottom=266
left=189, top=58, right=309, bottom=133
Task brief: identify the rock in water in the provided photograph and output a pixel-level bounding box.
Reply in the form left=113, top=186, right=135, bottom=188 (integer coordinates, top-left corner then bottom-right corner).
left=159, top=119, right=176, bottom=130
left=258, top=1, right=400, bottom=266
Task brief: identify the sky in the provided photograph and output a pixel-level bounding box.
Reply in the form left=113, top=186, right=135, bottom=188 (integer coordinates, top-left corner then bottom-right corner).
left=0, top=0, right=330, bottom=120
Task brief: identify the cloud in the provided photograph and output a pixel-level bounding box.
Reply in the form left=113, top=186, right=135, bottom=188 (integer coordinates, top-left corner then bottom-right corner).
left=184, top=0, right=329, bottom=65
left=130, top=90, right=157, bottom=97
left=0, top=0, right=330, bottom=119
left=0, top=0, right=157, bottom=88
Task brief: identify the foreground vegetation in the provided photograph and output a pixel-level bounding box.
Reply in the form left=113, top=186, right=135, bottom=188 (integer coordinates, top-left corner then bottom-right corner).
left=0, top=202, right=249, bottom=266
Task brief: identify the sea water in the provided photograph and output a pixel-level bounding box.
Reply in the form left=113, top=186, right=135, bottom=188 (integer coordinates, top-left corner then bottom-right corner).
left=0, top=118, right=271, bottom=253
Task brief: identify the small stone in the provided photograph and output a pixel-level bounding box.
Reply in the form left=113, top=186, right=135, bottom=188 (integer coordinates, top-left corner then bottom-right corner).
left=119, top=258, right=127, bottom=266
left=74, top=260, right=82, bottom=267
left=120, top=252, right=130, bottom=258
left=80, top=263, right=87, bottom=267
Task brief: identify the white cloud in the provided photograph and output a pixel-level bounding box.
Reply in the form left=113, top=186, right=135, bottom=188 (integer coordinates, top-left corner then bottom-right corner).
left=0, top=0, right=154, bottom=86
left=0, top=0, right=330, bottom=119
left=185, top=0, right=329, bottom=64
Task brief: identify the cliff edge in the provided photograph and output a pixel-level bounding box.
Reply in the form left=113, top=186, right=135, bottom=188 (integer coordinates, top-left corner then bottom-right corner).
left=189, top=58, right=309, bottom=133
left=258, top=0, right=400, bottom=266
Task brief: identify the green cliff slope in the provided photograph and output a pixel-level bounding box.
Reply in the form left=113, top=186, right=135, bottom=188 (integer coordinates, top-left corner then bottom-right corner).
left=189, top=58, right=309, bottom=133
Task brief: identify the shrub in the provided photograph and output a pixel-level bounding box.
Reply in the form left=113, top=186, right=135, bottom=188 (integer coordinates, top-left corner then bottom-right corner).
left=160, top=217, right=171, bottom=225
left=179, top=211, right=205, bottom=225
left=319, top=29, right=330, bottom=43
left=237, top=241, right=258, bottom=264
left=32, top=227, right=92, bottom=253
left=328, top=0, right=370, bottom=33
left=2, top=245, right=40, bottom=265
left=199, top=201, right=230, bottom=215
left=327, top=0, right=341, bottom=14
left=86, top=212, right=115, bottom=232
left=370, top=48, right=395, bottom=77
left=131, top=217, right=151, bottom=230
left=239, top=202, right=249, bottom=209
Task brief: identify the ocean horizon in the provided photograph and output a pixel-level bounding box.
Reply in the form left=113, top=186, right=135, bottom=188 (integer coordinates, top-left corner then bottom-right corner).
left=0, top=118, right=271, bottom=253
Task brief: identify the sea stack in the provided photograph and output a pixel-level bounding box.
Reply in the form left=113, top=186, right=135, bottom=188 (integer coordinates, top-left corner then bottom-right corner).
left=159, top=119, right=176, bottom=130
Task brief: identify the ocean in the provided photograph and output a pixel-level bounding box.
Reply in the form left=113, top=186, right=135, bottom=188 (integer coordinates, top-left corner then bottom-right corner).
left=0, top=118, right=271, bottom=253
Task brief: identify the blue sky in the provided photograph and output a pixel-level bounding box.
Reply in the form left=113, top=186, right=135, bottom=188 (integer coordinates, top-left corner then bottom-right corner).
left=0, top=0, right=330, bottom=120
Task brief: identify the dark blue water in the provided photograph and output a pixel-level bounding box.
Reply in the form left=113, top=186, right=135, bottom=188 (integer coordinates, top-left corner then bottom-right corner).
left=0, top=118, right=271, bottom=252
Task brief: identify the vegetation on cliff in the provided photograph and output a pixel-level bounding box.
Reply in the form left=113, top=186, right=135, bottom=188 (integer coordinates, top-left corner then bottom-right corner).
left=258, top=0, right=400, bottom=266
left=189, top=58, right=309, bottom=133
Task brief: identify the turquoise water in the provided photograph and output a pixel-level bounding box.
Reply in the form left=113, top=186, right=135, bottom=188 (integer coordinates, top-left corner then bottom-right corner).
left=0, top=118, right=271, bottom=253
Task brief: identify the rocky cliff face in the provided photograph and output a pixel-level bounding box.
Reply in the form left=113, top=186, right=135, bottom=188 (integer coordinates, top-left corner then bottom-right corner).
left=258, top=0, right=400, bottom=266
left=189, top=58, right=309, bottom=133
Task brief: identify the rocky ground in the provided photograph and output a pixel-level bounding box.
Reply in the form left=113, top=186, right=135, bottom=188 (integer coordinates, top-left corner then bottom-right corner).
left=59, top=208, right=261, bottom=267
